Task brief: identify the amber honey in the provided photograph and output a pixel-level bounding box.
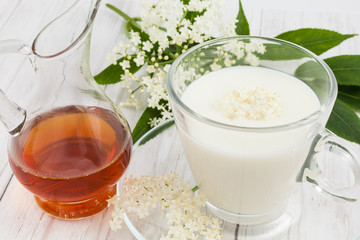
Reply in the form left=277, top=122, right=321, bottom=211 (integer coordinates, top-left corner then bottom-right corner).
left=8, top=105, right=132, bottom=219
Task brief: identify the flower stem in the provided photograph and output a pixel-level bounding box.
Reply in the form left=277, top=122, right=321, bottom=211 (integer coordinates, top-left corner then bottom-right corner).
left=158, top=60, right=174, bottom=66
left=106, top=4, right=131, bottom=21
left=124, top=22, right=131, bottom=39
left=106, top=4, right=142, bottom=30
left=180, top=10, right=188, bottom=23
left=131, top=85, right=142, bottom=94
left=191, top=186, right=199, bottom=192
left=167, top=52, right=177, bottom=59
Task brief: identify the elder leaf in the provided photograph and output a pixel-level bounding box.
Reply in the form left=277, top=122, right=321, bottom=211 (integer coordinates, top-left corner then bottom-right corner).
left=260, top=43, right=309, bottom=61
left=326, top=99, right=360, bottom=144
left=132, top=106, right=162, bottom=144
left=275, top=28, right=357, bottom=55
left=338, top=85, right=360, bottom=111
left=324, top=55, right=360, bottom=86
left=94, top=55, right=142, bottom=85
left=235, top=0, right=250, bottom=35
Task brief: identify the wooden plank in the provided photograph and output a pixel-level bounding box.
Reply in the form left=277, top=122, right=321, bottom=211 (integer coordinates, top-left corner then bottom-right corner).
left=0, top=0, right=359, bottom=239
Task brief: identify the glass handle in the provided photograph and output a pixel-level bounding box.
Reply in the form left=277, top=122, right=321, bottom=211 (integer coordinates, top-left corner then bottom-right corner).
left=0, top=39, right=30, bottom=135
left=303, top=128, right=360, bottom=202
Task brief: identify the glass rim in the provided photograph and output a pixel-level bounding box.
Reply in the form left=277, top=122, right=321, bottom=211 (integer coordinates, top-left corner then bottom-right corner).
left=166, top=35, right=338, bottom=132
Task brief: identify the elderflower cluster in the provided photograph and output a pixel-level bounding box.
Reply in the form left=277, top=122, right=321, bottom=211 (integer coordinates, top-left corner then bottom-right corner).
left=209, top=41, right=267, bottom=71
left=140, top=0, right=236, bottom=47
left=108, top=173, right=223, bottom=240
left=108, top=0, right=238, bottom=127
left=214, top=87, right=282, bottom=121
left=172, top=41, right=266, bottom=95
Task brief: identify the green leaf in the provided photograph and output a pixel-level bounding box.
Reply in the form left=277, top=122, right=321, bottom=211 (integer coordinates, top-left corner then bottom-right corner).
left=132, top=107, right=162, bottom=144
left=139, top=119, right=175, bottom=146
left=338, top=85, right=360, bottom=111
left=295, top=60, right=329, bottom=81
left=125, top=18, right=149, bottom=42
left=235, top=0, right=250, bottom=35
left=180, top=0, right=190, bottom=4
left=94, top=55, right=142, bottom=85
left=326, top=99, right=360, bottom=144
left=259, top=43, right=309, bottom=61
left=324, top=55, right=360, bottom=86
left=180, top=0, right=206, bottom=23
left=275, top=28, right=357, bottom=55
left=183, top=10, right=206, bottom=24
left=294, top=60, right=329, bottom=99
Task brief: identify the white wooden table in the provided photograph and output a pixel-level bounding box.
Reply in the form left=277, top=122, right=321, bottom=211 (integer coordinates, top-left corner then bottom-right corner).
left=0, top=0, right=360, bottom=239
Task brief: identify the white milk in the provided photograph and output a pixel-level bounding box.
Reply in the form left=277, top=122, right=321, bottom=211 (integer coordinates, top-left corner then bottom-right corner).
left=178, top=66, right=320, bottom=215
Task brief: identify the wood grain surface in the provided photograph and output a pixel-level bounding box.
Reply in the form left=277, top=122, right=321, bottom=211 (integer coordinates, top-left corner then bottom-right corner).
left=0, top=0, right=359, bottom=239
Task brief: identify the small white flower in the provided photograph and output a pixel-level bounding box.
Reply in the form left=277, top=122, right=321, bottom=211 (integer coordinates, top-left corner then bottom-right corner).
left=163, top=64, right=171, bottom=73
left=114, top=0, right=238, bottom=130
left=146, top=65, right=156, bottom=73
left=219, top=18, right=238, bottom=37
left=119, top=60, right=130, bottom=70
left=244, top=42, right=266, bottom=55
left=161, top=109, right=173, bottom=121
left=148, top=117, right=159, bottom=128
left=254, top=42, right=266, bottom=54
left=142, top=40, right=153, bottom=52
left=130, top=31, right=141, bottom=46
left=224, top=57, right=233, bottom=67
left=134, top=53, right=145, bottom=67
left=112, top=42, right=124, bottom=53
left=186, top=0, right=209, bottom=12
left=245, top=52, right=260, bottom=66
left=210, top=62, right=222, bottom=71
left=106, top=53, right=117, bottom=65
left=109, top=173, right=222, bottom=239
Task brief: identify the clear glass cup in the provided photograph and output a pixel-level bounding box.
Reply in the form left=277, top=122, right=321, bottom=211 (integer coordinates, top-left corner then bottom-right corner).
left=166, top=36, right=360, bottom=224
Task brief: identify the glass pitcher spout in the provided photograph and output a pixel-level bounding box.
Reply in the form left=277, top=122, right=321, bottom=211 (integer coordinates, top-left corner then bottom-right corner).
left=0, top=0, right=103, bottom=135
left=32, top=0, right=102, bottom=58
left=24, top=0, right=110, bottom=118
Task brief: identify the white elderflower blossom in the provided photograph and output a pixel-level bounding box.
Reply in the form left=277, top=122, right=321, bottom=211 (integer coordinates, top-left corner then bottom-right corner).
left=219, top=18, right=238, bottom=37
left=142, top=40, right=153, bottom=52
left=108, top=173, right=222, bottom=239
left=218, top=40, right=265, bottom=67
left=163, top=64, right=171, bottom=73
left=133, top=53, right=145, bottom=66
left=187, top=0, right=209, bottom=12
left=245, top=52, right=260, bottom=66
left=106, top=52, right=117, bottom=65
left=130, top=31, right=141, bottom=46
left=210, top=62, right=222, bottom=71
left=109, top=0, right=253, bottom=127
left=120, top=70, right=133, bottom=88
left=146, top=65, right=156, bottom=73
left=224, top=57, right=233, bottom=67
left=119, top=60, right=130, bottom=70
left=214, top=86, right=282, bottom=121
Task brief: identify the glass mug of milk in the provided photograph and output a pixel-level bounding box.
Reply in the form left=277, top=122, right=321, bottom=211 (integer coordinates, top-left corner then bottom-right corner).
left=166, top=36, right=360, bottom=224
